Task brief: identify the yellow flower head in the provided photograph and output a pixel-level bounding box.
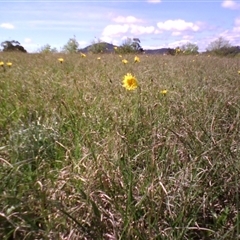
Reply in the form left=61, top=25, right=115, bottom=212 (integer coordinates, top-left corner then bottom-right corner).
left=160, top=89, right=168, bottom=95
left=7, top=62, right=12, bottom=67
left=0, top=61, right=4, bottom=66
left=122, top=59, right=128, bottom=64
left=114, top=46, right=118, bottom=50
left=58, top=58, right=64, bottom=63
left=134, top=56, right=140, bottom=63
left=119, top=55, right=122, bottom=58
left=122, top=73, right=138, bottom=91
left=80, top=53, right=86, bottom=58
left=97, top=57, right=101, bottom=60
left=175, top=47, right=181, bottom=53
left=238, top=70, right=240, bottom=75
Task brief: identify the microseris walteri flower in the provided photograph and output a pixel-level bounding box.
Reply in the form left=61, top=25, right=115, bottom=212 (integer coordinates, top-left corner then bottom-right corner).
left=80, top=53, right=86, bottom=58
left=0, top=61, right=4, bottom=67
left=134, top=56, right=140, bottom=63
left=160, top=89, right=168, bottom=95
left=122, top=59, right=128, bottom=64
left=7, top=62, right=12, bottom=67
left=58, top=58, right=64, bottom=63
left=122, top=73, right=138, bottom=91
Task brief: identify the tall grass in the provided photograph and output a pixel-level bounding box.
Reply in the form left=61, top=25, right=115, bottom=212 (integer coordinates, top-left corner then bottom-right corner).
left=0, top=52, right=239, bottom=239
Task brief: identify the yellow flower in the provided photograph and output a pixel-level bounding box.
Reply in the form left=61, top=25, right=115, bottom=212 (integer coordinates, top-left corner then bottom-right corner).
left=175, top=48, right=181, bottom=54
left=58, top=58, right=64, bottom=63
left=122, top=59, right=128, bottom=64
left=97, top=57, right=101, bottom=60
left=7, top=62, right=12, bottom=67
left=80, top=53, right=86, bottom=58
left=134, top=56, right=140, bottom=63
left=160, top=89, right=168, bottom=95
left=0, top=61, right=4, bottom=66
left=122, top=73, right=138, bottom=91
left=114, top=46, right=118, bottom=50
left=119, top=55, right=122, bottom=58
left=238, top=70, right=240, bottom=75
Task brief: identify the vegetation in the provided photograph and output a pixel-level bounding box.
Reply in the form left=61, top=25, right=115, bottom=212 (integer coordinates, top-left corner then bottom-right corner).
left=206, top=37, right=240, bottom=57
left=38, top=44, right=58, bottom=54
left=87, top=39, right=108, bottom=54
left=116, top=38, right=143, bottom=54
left=62, top=36, right=79, bottom=53
left=1, top=40, right=27, bottom=53
left=180, top=42, right=199, bottom=55
left=0, top=52, right=239, bottom=239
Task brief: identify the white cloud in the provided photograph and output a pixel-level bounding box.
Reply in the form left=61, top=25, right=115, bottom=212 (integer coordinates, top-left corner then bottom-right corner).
left=113, top=16, right=142, bottom=24
left=24, top=38, right=32, bottom=43
left=233, top=17, right=240, bottom=32
left=221, top=0, right=240, bottom=10
left=166, top=39, right=191, bottom=48
left=157, top=19, right=200, bottom=32
left=0, top=23, right=14, bottom=29
left=147, top=0, right=162, bottom=3
left=102, top=24, right=155, bottom=38
left=154, top=29, right=162, bottom=34
left=130, top=25, right=155, bottom=35
left=78, top=40, right=88, bottom=48
left=102, top=24, right=129, bottom=37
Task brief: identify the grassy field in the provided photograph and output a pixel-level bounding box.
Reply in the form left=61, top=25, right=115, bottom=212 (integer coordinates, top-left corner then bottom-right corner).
left=0, top=52, right=240, bottom=240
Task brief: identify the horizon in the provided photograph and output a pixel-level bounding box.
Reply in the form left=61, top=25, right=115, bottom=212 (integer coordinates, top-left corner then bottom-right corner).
left=1, top=1, right=240, bottom=53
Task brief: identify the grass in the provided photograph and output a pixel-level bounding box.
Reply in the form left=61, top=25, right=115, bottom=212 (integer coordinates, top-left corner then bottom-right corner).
left=0, top=52, right=239, bottom=239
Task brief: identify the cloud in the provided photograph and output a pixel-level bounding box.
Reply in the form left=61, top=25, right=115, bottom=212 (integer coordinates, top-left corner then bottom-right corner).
left=233, top=17, right=240, bottom=32
left=102, top=24, right=155, bottom=38
left=78, top=40, right=88, bottom=48
left=0, top=23, right=14, bottom=29
left=157, top=19, right=200, bottom=32
left=102, top=24, right=129, bottom=37
left=113, top=16, right=143, bottom=24
left=130, top=25, right=155, bottom=35
left=147, top=0, right=162, bottom=3
left=166, top=39, right=191, bottom=48
left=24, top=38, right=32, bottom=43
left=221, top=0, right=240, bottom=10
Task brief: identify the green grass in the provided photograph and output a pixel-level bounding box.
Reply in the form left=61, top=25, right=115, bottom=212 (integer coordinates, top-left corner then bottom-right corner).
left=0, top=52, right=240, bottom=239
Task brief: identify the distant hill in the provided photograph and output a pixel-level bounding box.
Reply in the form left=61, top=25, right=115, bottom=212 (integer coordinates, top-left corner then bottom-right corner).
left=78, top=42, right=175, bottom=55
left=79, top=42, right=117, bottom=53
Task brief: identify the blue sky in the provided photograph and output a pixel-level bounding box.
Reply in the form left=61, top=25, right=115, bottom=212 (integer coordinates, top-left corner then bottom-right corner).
left=0, top=0, right=240, bottom=52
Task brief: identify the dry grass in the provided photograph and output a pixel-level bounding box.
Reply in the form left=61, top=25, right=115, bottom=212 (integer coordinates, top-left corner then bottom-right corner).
left=0, top=52, right=240, bottom=239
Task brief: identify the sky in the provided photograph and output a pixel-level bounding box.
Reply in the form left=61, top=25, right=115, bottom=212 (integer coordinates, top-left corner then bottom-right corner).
left=0, top=0, right=240, bottom=52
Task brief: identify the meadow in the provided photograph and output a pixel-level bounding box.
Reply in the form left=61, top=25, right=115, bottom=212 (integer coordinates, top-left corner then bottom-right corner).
left=0, top=52, right=239, bottom=240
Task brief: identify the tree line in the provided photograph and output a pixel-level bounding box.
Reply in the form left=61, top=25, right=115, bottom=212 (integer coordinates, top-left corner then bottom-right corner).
left=1, top=36, right=240, bottom=56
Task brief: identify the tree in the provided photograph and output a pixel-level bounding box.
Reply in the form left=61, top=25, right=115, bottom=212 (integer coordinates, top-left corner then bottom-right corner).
left=1, top=40, right=27, bottom=52
left=180, top=42, right=199, bottom=55
left=62, top=36, right=79, bottom=53
left=38, top=44, right=58, bottom=53
left=118, top=38, right=143, bottom=54
left=206, top=37, right=231, bottom=52
left=205, top=37, right=239, bottom=56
